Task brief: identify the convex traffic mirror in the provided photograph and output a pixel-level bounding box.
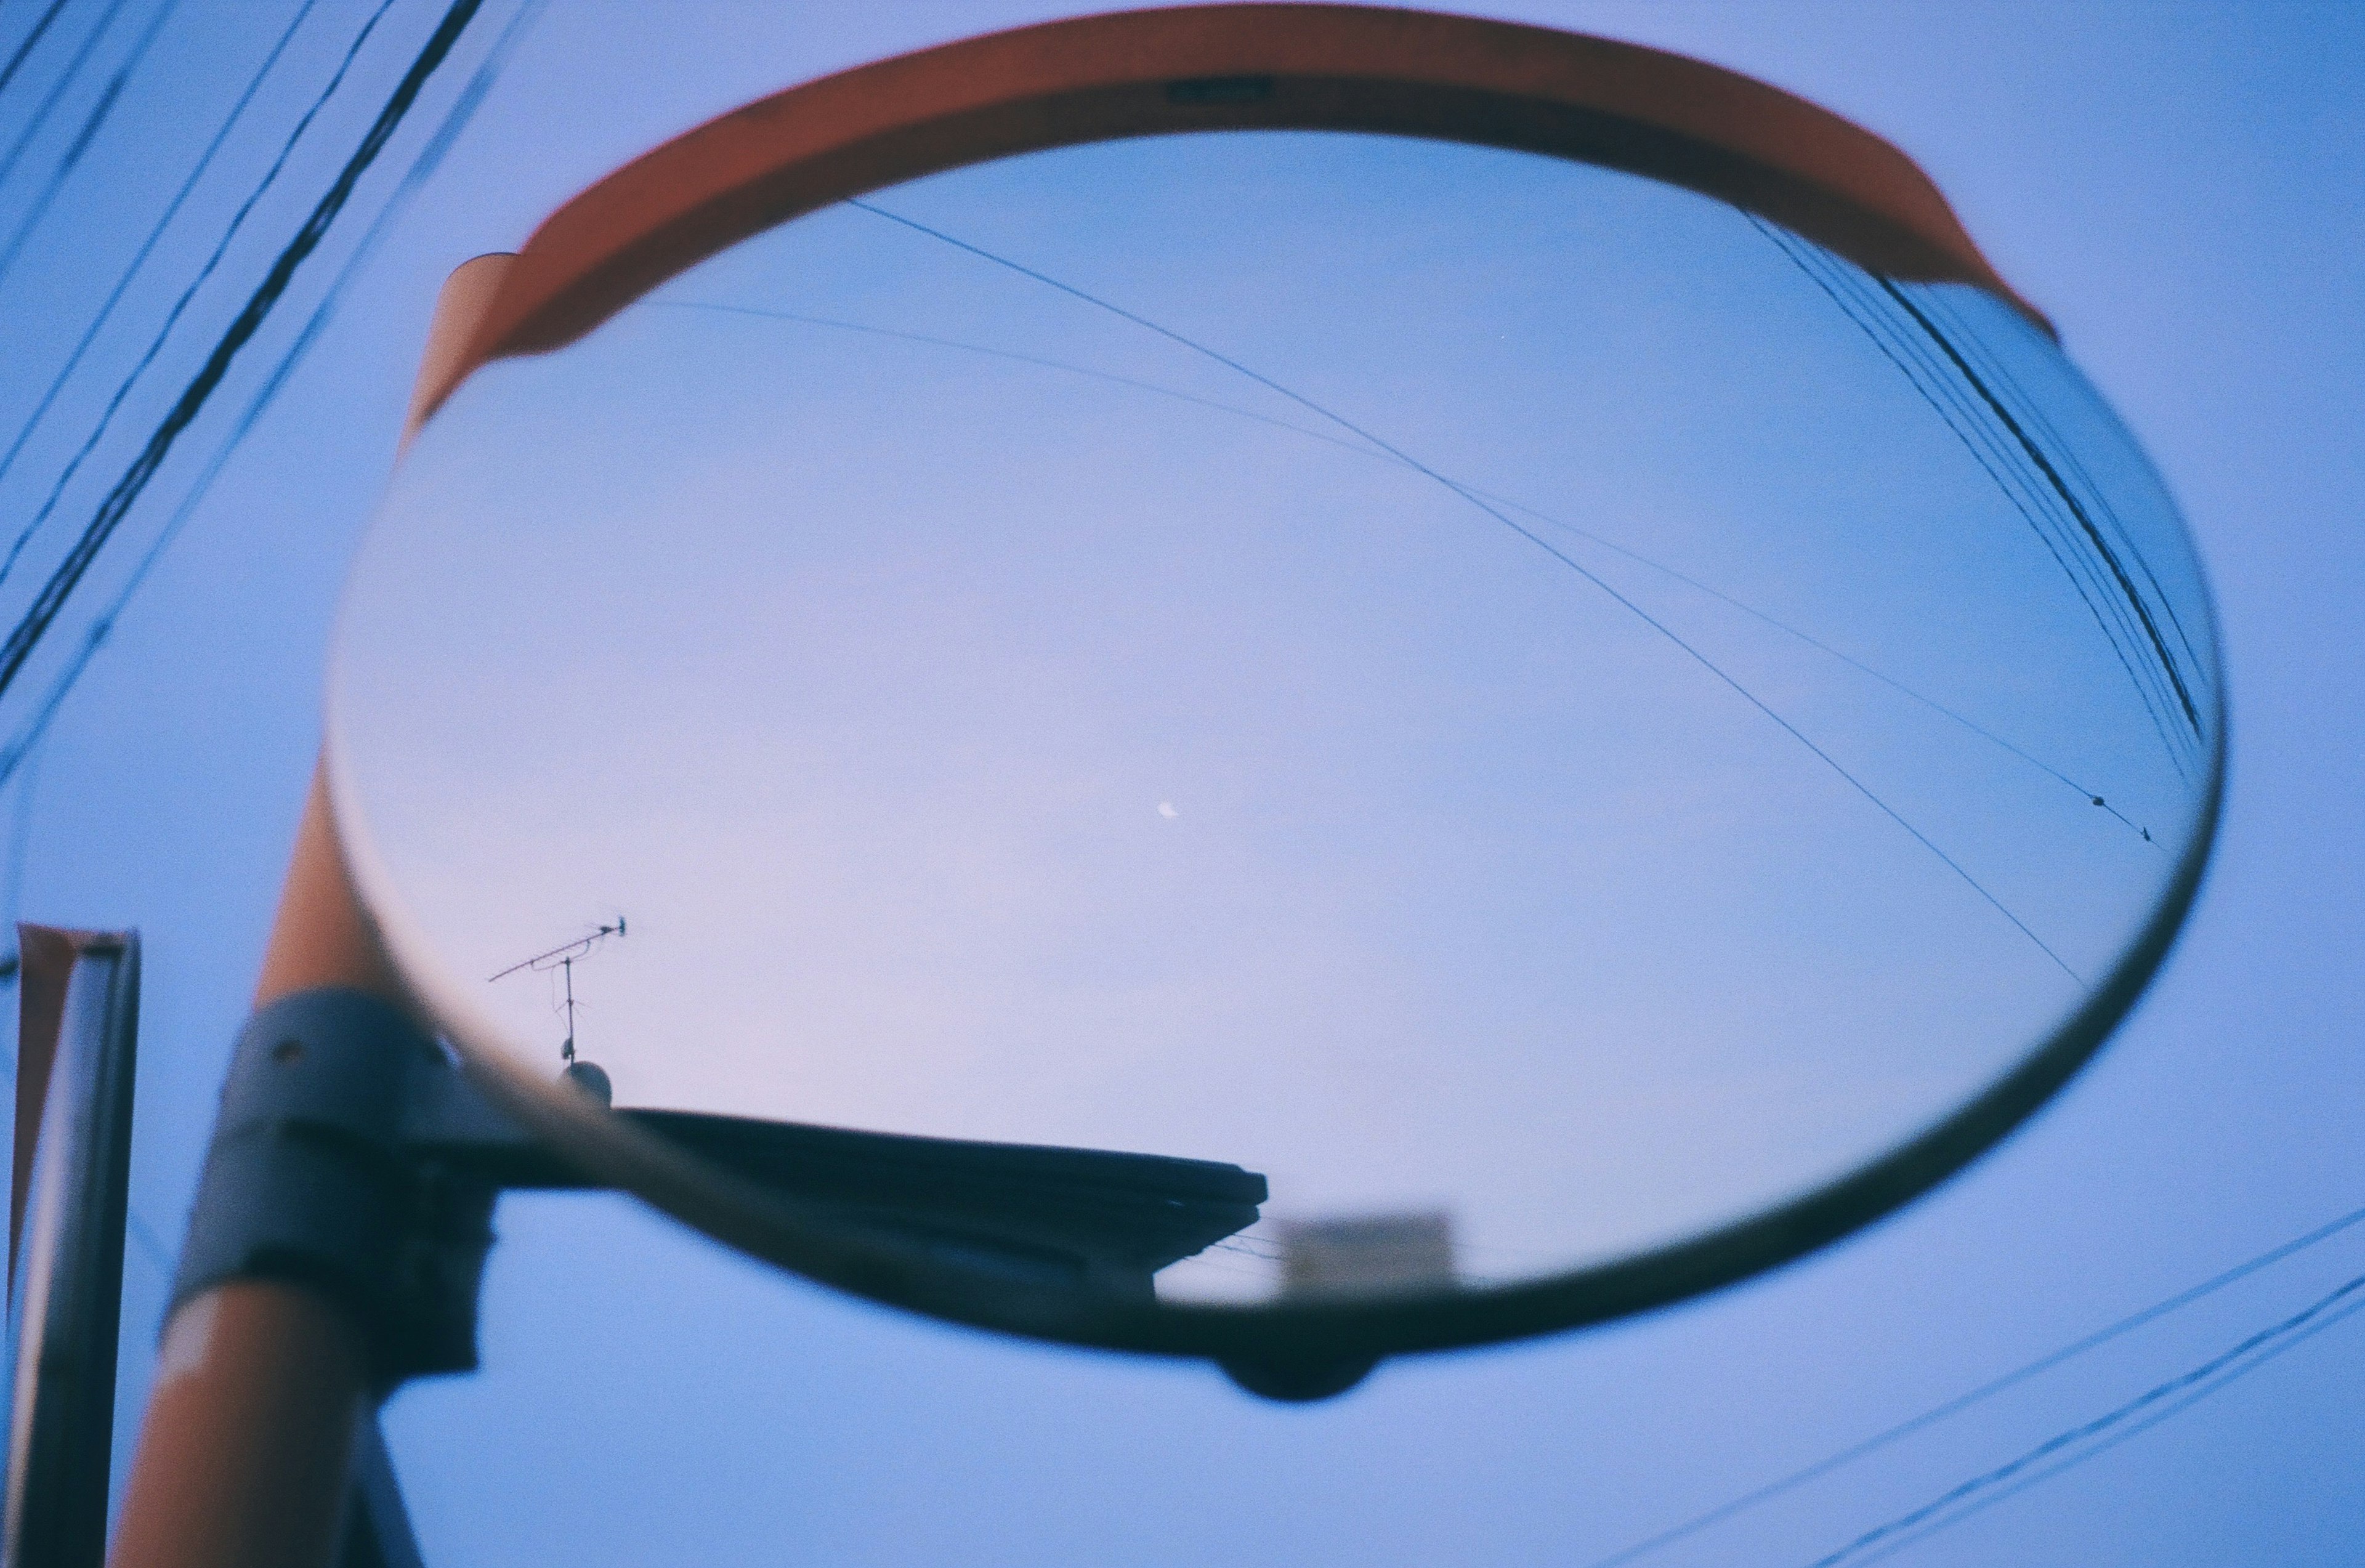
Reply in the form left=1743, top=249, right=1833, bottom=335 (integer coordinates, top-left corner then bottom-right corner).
left=324, top=6, right=2221, bottom=1399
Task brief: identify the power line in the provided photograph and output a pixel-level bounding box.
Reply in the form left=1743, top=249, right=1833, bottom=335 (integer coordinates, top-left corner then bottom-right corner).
left=1759, top=230, right=2179, bottom=740
left=0, top=0, right=177, bottom=288
left=0, top=0, right=548, bottom=796
left=1750, top=220, right=2196, bottom=781
left=0, top=0, right=536, bottom=777
left=1584, top=1198, right=2365, bottom=1568
left=1763, top=225, right=2207, bottom=784
left=1877, top=277, right=2202, bottom=740
left=1800, top=1265, right=2365, bottom=1568
left=0, top=0, right=326, bottom=905
left=0, top=0, right=74, bottom=103
left=0, top=0, right=397, bottom=589
left=1917, top=284, right=2212, bottom=694
left=1747, top=221, right=2190, bottom=772
left=1851, top=1289, right=2365, bottom=1567
left=0, top=0, right=323, bottom=494
left=0, top=0, right=486, bottom=709
left=666, top=297, right=2159, bottom=846
left=847, top=198, right=2081, bottom=981
left=0, top=0, right=127, bottom=194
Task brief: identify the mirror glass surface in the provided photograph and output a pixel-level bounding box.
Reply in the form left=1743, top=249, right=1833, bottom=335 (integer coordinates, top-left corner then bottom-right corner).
left=331, top=131, right=2218, bottom=1308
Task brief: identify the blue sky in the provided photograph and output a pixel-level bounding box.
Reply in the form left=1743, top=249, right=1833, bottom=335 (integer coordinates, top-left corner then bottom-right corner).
left=0, top=1, right=2358, bottom=1563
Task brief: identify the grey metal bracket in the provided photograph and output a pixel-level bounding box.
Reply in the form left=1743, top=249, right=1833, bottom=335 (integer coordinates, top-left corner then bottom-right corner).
left=170, top=988, right=498, bottom=1388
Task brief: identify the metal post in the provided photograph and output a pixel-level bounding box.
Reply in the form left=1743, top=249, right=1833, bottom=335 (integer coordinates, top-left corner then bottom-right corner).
left=4, top=927, right=141, bottom=1566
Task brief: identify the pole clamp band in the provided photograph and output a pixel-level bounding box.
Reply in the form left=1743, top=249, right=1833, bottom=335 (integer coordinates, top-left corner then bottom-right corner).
left=169, top=988, right=496, bottom=1389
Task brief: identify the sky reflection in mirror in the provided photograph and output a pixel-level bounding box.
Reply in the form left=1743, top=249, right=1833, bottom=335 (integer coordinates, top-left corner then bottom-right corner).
left=331, top=131, right=2217, bottom=1306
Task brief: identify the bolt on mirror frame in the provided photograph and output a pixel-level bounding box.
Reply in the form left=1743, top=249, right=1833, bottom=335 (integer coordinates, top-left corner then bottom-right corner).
left=329, top=2, right=2224, bottom=1382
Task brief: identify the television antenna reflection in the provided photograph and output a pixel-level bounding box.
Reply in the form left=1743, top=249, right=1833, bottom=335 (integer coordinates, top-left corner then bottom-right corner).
left=489, top=918, right=626, bottom=1069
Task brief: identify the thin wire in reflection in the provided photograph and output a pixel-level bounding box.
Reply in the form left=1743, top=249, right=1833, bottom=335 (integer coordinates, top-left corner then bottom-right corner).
left=807, top=203, right=2090, bottom=980
left=1917, top=285, right=2213, bottom=697
left=1750, top=227, right=2186, bottom=765
left=658, top=296, right=2160, bottom=849
left=1878, top=278, right=2204, bottom=740
left=1750, top=229, right=2181, bottom=751
left=1752, top=221, right=2202, bottom=782
left=1761, top=230, right=2191, bottom=774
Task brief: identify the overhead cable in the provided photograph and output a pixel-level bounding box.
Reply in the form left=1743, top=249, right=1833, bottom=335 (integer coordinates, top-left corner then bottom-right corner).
left=0, top=0, right=397, bottom=588
left=0, top=0, right=322, bottom=493
left=1801, top=1265, right=2365, bottom=1568
left=0, top=0, right=179, bottom=288
left=0, top=0, right=547, bottom=794
left=0, top=0, right=486, bottom=709
left=1846, top=1288, right=2365, bottom=1567
left=0, top=0, right=74, bottom=103
left=1585, top=1198, right=2365, bottom=1568
left=0, top=0, right=128, bottom=194
left=849, top=198, right=2080, bottom=981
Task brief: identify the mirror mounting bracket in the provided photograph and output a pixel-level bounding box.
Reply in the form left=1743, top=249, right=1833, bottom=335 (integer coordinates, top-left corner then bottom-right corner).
left=171, top=988, right=499, bottom=1391
left=174, top=988, right=1322, bottom=1400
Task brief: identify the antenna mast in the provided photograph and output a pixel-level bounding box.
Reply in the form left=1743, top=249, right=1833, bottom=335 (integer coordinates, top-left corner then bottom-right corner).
left=488, top=918, right=626, bottom=1065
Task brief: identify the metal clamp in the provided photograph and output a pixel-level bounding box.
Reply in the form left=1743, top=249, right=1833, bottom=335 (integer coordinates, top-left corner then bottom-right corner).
left=169, top=989, right=496, bottom=1389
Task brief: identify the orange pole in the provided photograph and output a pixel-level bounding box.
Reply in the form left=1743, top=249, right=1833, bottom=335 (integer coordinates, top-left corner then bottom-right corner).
left=108, top=257, right=515, bottom=1568
left=106, top=1277, right=373, bottom=1568
left=108, top=772, right=387, bottom=1568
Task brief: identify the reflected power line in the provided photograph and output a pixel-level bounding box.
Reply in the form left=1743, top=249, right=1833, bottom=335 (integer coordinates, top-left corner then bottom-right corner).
left=1750, top=220, right=2202, bottom=782
left=660, top=297, right=2158, bottom=848
left=842, top=197, right=2081, bottom=980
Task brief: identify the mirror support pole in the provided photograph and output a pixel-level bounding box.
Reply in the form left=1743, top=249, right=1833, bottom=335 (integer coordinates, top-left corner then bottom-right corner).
left=109, top=257, right=515, bottom=1568
left=109, top=775, right=400, bottom=1568
left=108, top=1282, right=372, bottom=1568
